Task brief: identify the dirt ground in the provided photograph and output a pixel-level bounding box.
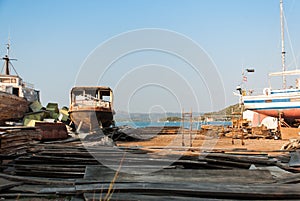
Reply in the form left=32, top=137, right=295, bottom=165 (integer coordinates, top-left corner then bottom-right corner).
left=117, top=133, right=290, bottom=156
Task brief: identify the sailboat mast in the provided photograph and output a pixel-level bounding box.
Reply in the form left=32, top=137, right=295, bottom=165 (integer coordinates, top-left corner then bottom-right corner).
left=280, top=0, right=286, bottom=89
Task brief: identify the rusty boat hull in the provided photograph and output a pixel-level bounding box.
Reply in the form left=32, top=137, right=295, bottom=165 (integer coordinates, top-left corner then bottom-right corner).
left=69, top=110, right=114, bottom=132
left=0, top=91, right=29, bottom=124
left=69, top=86, right=114, bottom=132
left=0, top=43, right=40, bottom=125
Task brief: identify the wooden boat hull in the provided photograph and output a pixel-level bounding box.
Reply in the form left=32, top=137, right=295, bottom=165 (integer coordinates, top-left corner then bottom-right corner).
left=69, top=110, right=114, bottom=132
left=69, top=86, right=114, bottom=132
left=0, top=91, right=29, bottom=124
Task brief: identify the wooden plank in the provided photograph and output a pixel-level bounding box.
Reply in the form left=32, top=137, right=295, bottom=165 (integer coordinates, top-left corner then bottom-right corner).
left=198, top=157, right=251, bottom=169
left=84, top=166, right=275, bottom=184
left=137, top=146, right=290, bottom=154
left=38, top=186, right=76, bottom=194
left=276, top=173, right=300, bottom=184
left=15, top=170, right=84, bottom=179
left=201, top=153, right=277, bottom=166
left=9, top=184, right=49, bottom=194
left=84, top=192, right=233, bottom=201
left=0, top=126, right=36, bottom=130
left=0, top=173, right=75, bottom=185
left=0, top=177, right=22, bottom=192
left=257, top=166, right=293, bottom=179
left=75, top=182, right=300, bottom=199
left=10, top=184, right=76, bottom=195
left=276, top=161, right=300, bottom=173
left=38, top=151, right=94, bottom=158
left=14, top=164, right=87, bottom=172
left=0, top=193, right=60, bottom=199
left=15, top=155, right=99, bottom=165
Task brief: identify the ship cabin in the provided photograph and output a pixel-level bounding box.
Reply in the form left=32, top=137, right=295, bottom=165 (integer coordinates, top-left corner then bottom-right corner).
left=70, top=86, right=113, bottom=112
left=0, top=74, right=40, bottom=102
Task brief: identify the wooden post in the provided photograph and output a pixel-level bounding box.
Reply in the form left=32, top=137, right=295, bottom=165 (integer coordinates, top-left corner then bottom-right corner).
left=181, top=109, right=193, bottom=147
left=189, top=109, right=193, bottom=147
left=76, top=121, right=83, bottom=134
left=278, top=112, right=282, bottom=139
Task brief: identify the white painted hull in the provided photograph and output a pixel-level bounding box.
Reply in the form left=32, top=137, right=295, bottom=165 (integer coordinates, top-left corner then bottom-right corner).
left=242, top=90, right=300, bottom=120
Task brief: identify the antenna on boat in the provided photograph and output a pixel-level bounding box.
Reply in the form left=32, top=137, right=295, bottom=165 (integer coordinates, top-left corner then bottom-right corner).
left=4, top=39, right=11, bottom=75
left=280, top=0, right=286, bottom=89
left=1, top=39, right=18, bottom=76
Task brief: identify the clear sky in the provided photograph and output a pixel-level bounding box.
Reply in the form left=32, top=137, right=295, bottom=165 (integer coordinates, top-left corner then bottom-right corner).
left=0, top=0, right=299, bottom=113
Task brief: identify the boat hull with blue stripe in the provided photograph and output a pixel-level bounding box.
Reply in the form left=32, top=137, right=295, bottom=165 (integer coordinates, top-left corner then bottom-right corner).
left=242, top=88, right=300, bottom=120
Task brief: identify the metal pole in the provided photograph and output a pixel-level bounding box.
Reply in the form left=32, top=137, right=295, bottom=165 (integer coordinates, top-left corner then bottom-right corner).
left=182, top=109, right=185, bottom=146
left=189, top=109, right=193, bottom=147
left=280, top=0, right=286, bottom=89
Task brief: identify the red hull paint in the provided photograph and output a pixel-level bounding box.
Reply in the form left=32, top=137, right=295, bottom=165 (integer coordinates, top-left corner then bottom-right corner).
left=253, top=108, right=300, bottom=120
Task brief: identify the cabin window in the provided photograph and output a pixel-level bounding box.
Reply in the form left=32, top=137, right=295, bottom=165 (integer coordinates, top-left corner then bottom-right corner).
left=101, top=94, right=110, bottom=102
left=100, top=90, right=111, bottom=102
left=0, top=78, right=11, bottom=83
left=72, top=88, right=112, bottom=104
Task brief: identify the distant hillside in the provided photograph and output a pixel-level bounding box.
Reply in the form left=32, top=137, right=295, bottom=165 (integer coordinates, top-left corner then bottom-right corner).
left=114, top=111, right=203, bottom=122
left=203, top=103, right=241, bottom=116
left=114, top=104, right=240, bottom=122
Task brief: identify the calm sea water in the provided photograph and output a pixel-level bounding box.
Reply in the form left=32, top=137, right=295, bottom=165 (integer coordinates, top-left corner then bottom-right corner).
left=115, top=121, right=232, bottom=129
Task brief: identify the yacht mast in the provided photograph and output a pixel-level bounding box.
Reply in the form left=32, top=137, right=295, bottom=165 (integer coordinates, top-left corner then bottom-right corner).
left=280, top=0, right=286, bottom=89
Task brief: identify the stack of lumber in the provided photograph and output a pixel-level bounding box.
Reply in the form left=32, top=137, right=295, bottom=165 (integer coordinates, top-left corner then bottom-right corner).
left=106, top=126, right=181, bottom=141
left=0, top=127, right=41, bottom=159
left=200, top=125, right=230, bottom=137
left=11, top=139, right=93, bottom=178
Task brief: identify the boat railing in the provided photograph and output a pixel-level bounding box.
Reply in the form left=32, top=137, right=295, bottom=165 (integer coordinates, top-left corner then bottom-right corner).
left=23, top=82, right=35, bottom=89
left=242, top=87, right=300, bottom=96
left=73, top=99, right=111, bottom=109
left=241, top=88, right=265, bottom=96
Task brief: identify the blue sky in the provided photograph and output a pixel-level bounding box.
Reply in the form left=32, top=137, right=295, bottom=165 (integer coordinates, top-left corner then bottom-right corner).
left=0, top=0, right=299, bottom=113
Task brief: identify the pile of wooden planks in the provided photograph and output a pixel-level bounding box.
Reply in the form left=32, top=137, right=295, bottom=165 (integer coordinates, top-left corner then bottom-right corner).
left=0, top=127, right=41, bottom=159
left=1, top=134, right=300, bottom=200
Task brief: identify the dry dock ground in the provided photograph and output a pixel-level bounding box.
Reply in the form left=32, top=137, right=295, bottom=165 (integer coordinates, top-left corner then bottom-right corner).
left=117, top=133, right=289, bottom=156
left=1, top=126, right=300, bottom=200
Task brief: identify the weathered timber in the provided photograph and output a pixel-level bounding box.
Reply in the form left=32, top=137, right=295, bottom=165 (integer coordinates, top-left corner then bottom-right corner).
left=13, top=185, right=77, bottom=195
left=15, top=170, right=84, bottom=178
left=84, top=165, right=275, bottom=184
left=14, top=164, right=86, bottom=172
left=276, top=173, right=300, bottom=184
left=74, top=182, right=300, bottom=199
left=14, top=155, right=99, bottom=165
left=197, top=157, right=251, bottom=169
left=13, top=164, right=86, bottom=178
left=0, top=193, right=61, bottom=199
left=84, top=192, right=231, bottom=201
left=0, top=177, right=22, bottom=192
left=202, top=153, right=277, bottom=166
left=0, top=129, right=42, bottom=161
left=276, top=161, right=300, bottom=173
left=0, top=173, right=75, bottom=185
